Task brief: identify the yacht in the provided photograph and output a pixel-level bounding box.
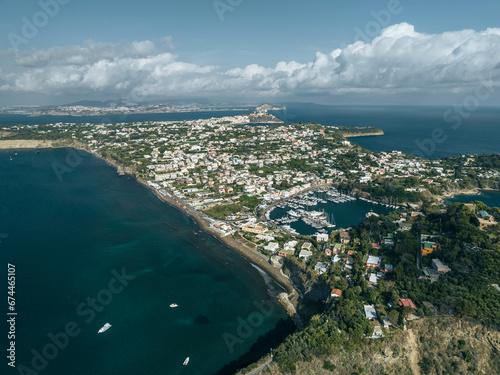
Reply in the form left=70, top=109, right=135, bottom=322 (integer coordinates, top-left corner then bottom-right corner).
left=98, top=323, right=111, bottom=333
left=183, top=357, right=190, bottom=365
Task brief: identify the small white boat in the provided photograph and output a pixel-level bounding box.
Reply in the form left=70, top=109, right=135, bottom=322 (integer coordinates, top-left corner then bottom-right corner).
left=98, top=323, right=112, bottom=333
left=170, top=303, right=178, bottom=308
left=183, top=357, right=189, bottom=366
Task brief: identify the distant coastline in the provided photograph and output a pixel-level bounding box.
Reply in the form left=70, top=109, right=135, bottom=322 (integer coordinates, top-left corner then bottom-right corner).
left=26, top=108, right=251, bottom=117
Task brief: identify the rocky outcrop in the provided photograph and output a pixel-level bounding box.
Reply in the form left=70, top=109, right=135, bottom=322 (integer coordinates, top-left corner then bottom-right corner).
left=282, top=260, right=330, bottom=303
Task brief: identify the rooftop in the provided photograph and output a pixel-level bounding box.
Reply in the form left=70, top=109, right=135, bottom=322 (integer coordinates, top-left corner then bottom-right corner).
left=399, top=298, right=417, bottom=309
left=364, top=304, right=378, bottom=320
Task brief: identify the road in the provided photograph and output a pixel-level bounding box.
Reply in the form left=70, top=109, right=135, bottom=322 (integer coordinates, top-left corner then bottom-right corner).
left=244, top=359, right=273, bottom=375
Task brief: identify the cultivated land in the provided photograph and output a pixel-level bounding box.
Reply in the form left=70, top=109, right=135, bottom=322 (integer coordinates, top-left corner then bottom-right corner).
left=2, top=110, right=500, bottom=375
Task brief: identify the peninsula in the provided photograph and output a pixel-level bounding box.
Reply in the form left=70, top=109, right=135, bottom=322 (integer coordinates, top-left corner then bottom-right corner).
left=337, top=126, right=385, bottom=138
left=2, top=111, right=500, bottom=375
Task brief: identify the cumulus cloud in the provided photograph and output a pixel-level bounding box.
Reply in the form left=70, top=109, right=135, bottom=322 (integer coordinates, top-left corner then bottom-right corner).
left=1, top=23, right=499, bottom=102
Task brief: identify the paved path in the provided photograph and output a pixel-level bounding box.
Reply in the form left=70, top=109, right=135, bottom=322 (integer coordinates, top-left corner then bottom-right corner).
left=245, top=359, right=273, bottom=375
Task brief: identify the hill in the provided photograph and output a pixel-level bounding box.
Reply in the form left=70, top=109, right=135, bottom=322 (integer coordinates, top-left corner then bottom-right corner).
left=253, top=317, right=499, bottom=375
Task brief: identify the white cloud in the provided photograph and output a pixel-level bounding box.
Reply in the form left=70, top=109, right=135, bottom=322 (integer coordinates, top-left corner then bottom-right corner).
left=1, top=24, right=499, bottom=103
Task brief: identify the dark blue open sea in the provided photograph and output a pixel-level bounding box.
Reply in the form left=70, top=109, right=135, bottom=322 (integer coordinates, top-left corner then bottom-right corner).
left=0, top=149, right=292, bottom=375
left=272, top=104, right=500, bottom=158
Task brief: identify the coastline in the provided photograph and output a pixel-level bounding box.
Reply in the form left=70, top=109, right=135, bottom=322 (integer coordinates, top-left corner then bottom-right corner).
left=437, top=188, right=481, bottom=200
left=1, top=141, right=300, bottom=310
left=91, top=151, right=301, bottom=311
left=0, top=139, right=57, bottom=148
left=134, top=175, right=300, bottom=306
left=342, top=130, right=384, bottom=138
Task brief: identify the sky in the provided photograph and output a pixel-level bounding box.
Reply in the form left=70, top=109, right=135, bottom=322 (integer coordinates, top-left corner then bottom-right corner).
left=0, top=0, right=499, bottom=106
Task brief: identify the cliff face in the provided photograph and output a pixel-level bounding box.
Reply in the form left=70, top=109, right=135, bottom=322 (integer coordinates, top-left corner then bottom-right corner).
left=0, top=140, right=56, bottom=149
left=263, top=317, right=500, bottom=375
left=282, top=260, right=331, bottom=319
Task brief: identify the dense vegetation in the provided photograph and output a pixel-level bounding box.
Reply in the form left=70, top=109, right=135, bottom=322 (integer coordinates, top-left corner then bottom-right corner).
left=270, top=202, right=500, bottom=374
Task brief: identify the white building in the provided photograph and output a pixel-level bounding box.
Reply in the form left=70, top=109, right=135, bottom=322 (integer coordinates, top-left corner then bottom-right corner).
left=364, top=305, right=378, bottom=320
left=299, top=249, right=313, bottom=261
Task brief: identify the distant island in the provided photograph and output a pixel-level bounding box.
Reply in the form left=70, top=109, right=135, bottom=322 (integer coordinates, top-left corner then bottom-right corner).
left=0, top=100, right=286, bottom=117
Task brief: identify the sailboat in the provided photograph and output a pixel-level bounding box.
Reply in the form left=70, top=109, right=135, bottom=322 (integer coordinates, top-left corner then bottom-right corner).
left=328, top=212, right=336, bottom=228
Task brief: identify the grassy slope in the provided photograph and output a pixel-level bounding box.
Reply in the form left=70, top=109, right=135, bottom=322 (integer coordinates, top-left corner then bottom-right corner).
left=258, top=317, right=499, bottom=375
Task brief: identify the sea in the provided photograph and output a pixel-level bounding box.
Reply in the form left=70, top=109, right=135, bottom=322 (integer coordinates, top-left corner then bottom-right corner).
left=271, top=104, right=500, bottom=158
left=445, top=190, right=500, bottom=209
left=0, top=149, right=293, bottom=375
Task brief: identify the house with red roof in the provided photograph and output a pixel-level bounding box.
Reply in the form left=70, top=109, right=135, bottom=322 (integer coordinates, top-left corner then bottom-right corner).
left=330, top=289, right=342, bottom=298
left=399, top=298, right=416, bottom=309
left=366, top=255, right=381, bottom=270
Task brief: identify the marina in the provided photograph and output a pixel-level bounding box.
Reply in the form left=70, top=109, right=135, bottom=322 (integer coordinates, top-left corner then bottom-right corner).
left=268, top=188, right=398, bottom=236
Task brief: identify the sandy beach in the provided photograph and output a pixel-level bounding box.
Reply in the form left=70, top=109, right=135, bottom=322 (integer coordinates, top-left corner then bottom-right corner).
left=133, top=176, right=300, bottom=307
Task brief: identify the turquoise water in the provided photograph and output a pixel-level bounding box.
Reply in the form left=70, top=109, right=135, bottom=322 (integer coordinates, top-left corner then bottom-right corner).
left=0, top=149, right=292, bottom=375
left=270, top=192, right=394, bottom=235
left=445, top=190, right=500, bottom=208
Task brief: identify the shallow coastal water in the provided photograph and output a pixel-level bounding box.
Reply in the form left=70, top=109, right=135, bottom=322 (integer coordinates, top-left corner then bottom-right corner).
left=445, top=190, right=500, bottom=208
left=0, top=149, right=292, bottom=375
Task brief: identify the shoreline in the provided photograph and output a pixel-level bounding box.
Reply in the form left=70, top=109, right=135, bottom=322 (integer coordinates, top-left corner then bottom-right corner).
left=436, top=187, right=500, bottom=206
left=1, top=141, right=300, bottom=310
left=26, top=108, right=251, bottom=117
left=94, top=154, right=301, bottom=310
left=133, top=176, right=300, bottom=306
left=0, top=139, right=57, bottom=149
left=342, top=130, right=384, bottom=138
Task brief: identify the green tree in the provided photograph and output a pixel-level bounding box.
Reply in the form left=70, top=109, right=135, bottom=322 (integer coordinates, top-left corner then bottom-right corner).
left=389, top=309, right=400, bottom=326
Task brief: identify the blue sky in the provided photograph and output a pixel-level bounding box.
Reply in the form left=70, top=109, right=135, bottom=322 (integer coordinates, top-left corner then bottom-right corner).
left=1, top=0, right=500, bottom=106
